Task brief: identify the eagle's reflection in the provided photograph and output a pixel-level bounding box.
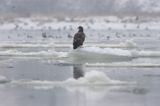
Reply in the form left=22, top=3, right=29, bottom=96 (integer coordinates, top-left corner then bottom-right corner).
left=73, top=64, right=84, bottom=79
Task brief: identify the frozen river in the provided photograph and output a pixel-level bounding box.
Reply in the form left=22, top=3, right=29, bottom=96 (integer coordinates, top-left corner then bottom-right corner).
left=0, top=58, right=160, bottom=106
left=0, top=19, right=160, bottom=106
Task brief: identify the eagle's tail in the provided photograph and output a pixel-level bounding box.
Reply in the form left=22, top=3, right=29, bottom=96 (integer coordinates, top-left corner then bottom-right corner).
left=73, top=42, right=82, bottom=49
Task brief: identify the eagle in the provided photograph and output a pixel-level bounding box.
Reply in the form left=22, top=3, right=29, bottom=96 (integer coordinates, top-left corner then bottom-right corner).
left=73, top=26, right=85, bottom=49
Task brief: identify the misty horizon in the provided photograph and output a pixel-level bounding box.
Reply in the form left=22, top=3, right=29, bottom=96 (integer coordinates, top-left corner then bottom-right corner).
left=0, top=0, right=160, bottom=17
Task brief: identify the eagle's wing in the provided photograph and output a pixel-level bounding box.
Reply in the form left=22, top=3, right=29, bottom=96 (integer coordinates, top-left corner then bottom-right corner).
left=73, top=32, right=85, bottom=49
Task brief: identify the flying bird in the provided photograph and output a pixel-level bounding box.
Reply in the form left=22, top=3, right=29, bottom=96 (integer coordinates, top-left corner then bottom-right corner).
left=73, top=26, right=85, bottom=49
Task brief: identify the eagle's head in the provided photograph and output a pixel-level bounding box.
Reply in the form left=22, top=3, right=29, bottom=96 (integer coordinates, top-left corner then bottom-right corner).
left=78, top=26, right=83, bottom=32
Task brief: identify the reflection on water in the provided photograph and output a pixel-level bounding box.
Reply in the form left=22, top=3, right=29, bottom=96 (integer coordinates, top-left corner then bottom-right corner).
left=0, top=59, right=160, bottom=106
left=73, top=64, right=84, bottom=79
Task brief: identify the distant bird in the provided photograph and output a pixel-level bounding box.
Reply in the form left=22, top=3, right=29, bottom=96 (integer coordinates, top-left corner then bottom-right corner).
left=67, top=34, right=72, bottom=38
left=73, top=26, right=85, bottom=49
left=42, top=32, right=47, bottom=38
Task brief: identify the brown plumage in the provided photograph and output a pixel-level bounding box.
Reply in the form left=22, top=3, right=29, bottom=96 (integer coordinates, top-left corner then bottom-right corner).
left=73, top=26, right=85, bottom=49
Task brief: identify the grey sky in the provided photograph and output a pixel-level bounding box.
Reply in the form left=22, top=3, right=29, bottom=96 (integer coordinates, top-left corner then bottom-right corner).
left=0, top=0, right=159, bottom=17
